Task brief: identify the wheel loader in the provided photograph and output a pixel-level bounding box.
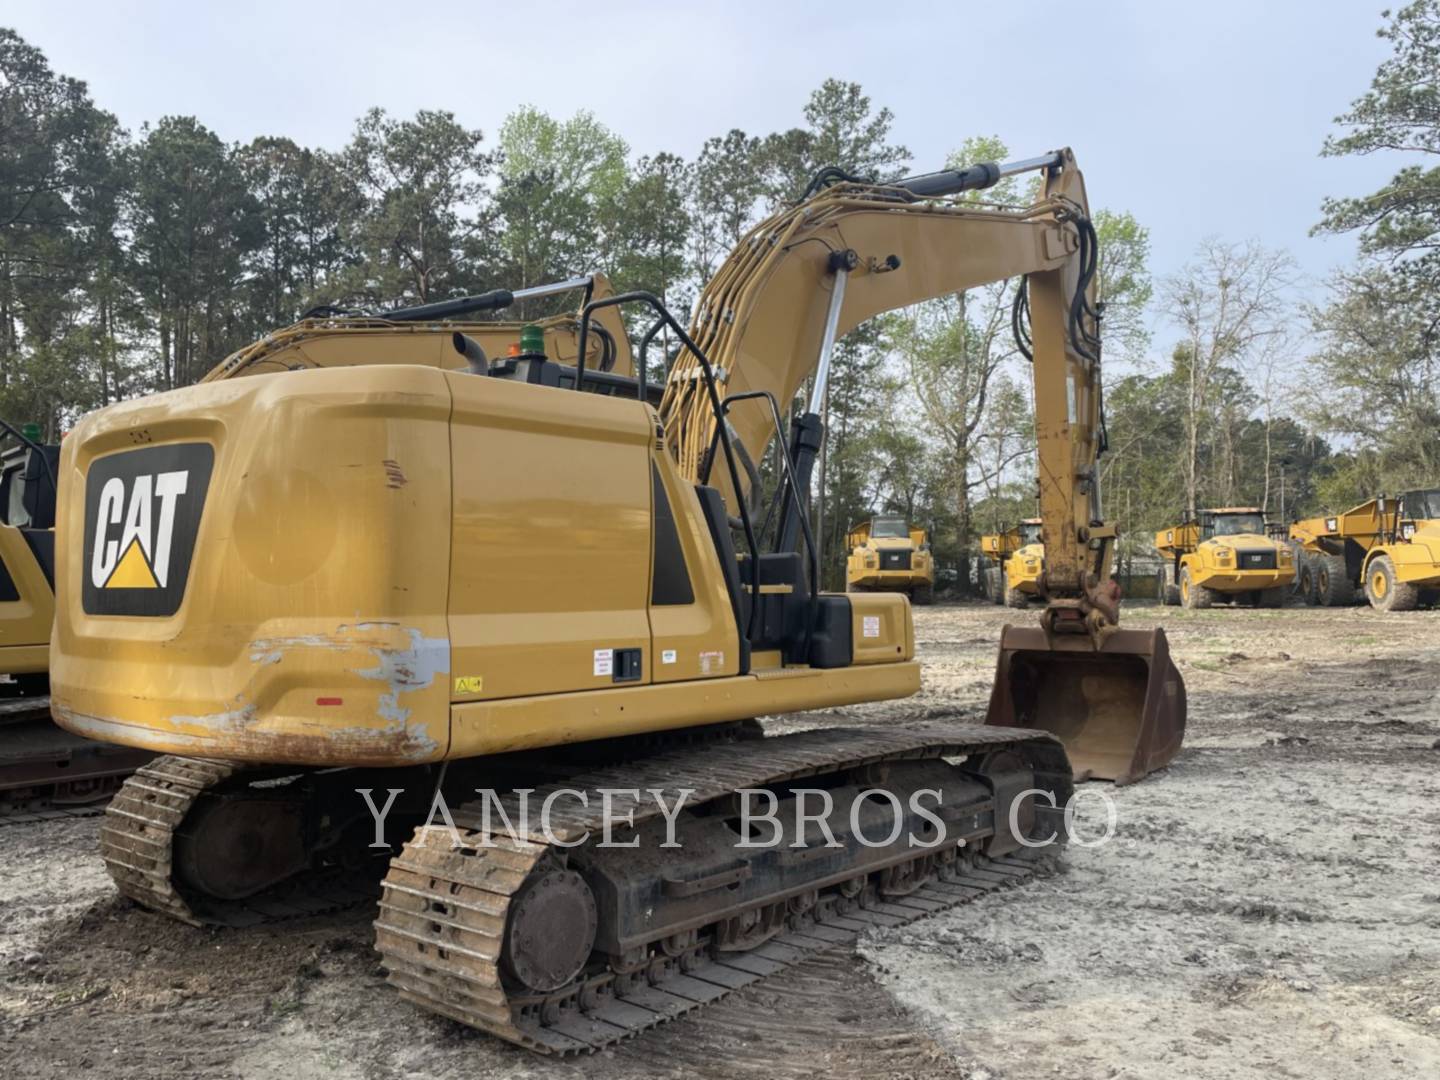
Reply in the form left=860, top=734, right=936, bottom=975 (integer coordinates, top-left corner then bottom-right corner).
left=1155, top=508, right=1295, bottom=609
left=51, top=148, right=1185, bottom=1054
left=1291, top=491, right=1440, bottom=611
left=844, top=515, right=935, bottom=603
left=980, top=518, right=1043, bottom=608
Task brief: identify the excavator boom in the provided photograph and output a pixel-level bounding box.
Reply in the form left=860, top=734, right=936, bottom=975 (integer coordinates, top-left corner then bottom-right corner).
left=659, top=148, right=1185, bottom=783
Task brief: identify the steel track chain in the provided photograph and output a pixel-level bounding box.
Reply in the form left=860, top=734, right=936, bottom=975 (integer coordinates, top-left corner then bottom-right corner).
left=374, top=722, right=1071, bottom=1054
left=1, top=698, right=152, bottom=826
left=99, top=755, right=380, bottom=927
left=97, top=721, right=765, bottom=928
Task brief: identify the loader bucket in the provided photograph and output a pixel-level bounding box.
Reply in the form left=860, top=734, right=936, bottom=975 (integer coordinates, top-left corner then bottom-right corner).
left=986, top=625, right=1186, bottom=785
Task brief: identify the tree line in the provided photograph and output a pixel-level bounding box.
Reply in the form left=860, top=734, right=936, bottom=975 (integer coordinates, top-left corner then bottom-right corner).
left=2, top=5, right=1437, bottom=591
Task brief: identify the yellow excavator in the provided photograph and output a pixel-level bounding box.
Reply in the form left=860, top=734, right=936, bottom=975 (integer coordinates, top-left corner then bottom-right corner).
left=0, top=421, right=151, bottom=819
left=844, top=515, right=935, bottom=603
left=51, top=149, right=1185, bottom=1054
left=0, top=423, right=54, bottom=693
left=980, top=518, right=1044, bottom=608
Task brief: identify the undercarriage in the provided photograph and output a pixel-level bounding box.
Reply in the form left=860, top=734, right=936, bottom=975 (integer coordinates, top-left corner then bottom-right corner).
left=98, top=721, right=1071, bottom=1053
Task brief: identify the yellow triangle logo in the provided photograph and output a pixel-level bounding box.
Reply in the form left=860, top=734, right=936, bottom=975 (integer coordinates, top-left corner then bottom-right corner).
left=104, top=538, right=159, bottom=589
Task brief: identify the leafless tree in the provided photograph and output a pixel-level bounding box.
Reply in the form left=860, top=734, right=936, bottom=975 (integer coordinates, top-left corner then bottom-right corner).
left=1161, top=238, right=1297, bottom=511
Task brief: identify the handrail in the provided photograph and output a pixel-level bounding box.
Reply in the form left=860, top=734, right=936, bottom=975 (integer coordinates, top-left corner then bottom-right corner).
left=710, top=390, right=820, bottom=647
left=576, top=292, right=763, bottom=631
left=636, top=317, right=668, bottom=403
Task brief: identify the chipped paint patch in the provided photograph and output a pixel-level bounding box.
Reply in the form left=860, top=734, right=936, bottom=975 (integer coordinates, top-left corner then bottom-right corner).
left=242, top=620, right=450, bottom=759
left=352, top=622, right=449, bottom=727
left=168, top=703, right=259, bottom=734
left=52, top=704, right=222, bottom=751
left=249, top=633, right=344, bottom=666
left=59, top=622, right=458, bottom=764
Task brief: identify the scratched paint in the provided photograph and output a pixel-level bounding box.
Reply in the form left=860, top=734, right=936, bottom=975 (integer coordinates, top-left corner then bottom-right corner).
left=78, top=620, right=456, bottom=763
left=351, top=622, right=450, bottom=726
left=246, top=620, right=450, bottom=754
left=248, top=634, right=334, bottom=666
left=167, top=703, right=259, bottom=733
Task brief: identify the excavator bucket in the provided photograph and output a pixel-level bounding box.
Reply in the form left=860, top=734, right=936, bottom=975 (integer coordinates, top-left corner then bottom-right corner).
left=986, top=626, right=1186, bottom=785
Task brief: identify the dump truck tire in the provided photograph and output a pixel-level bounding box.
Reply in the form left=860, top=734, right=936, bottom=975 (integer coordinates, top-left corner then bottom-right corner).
left=987, top=568, right=1004, bottom=605
left=1315, top=554, right=1355, bottom=607
left=911, top=584, right=934, bottom=606
left=1364, top=555, right=1420, bottom=612
left=1156, top=567, right=1181, bottom=606
left=1297, top=560, right=1317, bottom=605
left=1004, top=578, right=1028, bottom=609
left=1259, top=586, right=1286, bottom=609
left=1179, top=567, right=1213, bottom=609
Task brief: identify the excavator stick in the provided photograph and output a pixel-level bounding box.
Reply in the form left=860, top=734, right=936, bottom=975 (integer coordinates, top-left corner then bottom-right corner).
left=986, top=626, right=1186, bottom=785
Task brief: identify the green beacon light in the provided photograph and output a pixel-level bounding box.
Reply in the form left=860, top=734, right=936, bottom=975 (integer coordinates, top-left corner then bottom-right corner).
left=21, top=423, right=41, bottom=442
left=519, top=324, right=546, bottom=358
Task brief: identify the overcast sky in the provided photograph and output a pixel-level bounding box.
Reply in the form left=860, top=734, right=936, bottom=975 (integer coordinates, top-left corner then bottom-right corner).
left=8, top=0, right=1407, bottom=359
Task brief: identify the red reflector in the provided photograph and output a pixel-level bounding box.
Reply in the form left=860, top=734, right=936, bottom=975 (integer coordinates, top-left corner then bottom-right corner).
left=316, top=697, right=343, bottom=706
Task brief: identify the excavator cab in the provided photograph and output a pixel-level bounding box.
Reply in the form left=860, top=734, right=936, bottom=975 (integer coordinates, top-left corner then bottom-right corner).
left=988, top=625, right=1186, bottom=785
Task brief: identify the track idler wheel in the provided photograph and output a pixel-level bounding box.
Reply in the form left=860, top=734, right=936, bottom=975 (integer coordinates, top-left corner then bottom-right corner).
left=174, top=793, right=308, bottom=901
left=501, top=868, right=598, bottom=993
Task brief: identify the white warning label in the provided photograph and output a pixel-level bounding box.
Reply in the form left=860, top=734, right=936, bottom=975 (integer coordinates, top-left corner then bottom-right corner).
left=593, top=649, right=613, bottom=677
left=862, top=615, right=881, bottom=638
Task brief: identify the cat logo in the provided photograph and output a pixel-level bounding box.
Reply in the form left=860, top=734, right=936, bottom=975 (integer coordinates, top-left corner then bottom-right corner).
left=82, top=443, right=214, bottom=617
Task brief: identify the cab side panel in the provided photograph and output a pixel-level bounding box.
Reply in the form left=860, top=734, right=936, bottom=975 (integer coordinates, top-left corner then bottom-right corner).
left=445, top=373, right=655, bottom=703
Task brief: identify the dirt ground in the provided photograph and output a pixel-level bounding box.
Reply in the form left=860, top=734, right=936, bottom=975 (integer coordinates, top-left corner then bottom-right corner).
left=2, top=601, right=1438, bottom=1079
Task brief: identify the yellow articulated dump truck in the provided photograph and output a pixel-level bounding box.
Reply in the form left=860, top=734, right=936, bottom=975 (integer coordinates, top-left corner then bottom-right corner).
left=50, top=148, right=1184, bottom=1054
left=980, top=518, right=1043, bottom=608
left=1289, top=508, right=1363, bottom=607
left=844, top=515, right=934, bottom=604
left=1292, top=490, right=1440, bottom=611
left=1155, top=508, right=1295, bottom=609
